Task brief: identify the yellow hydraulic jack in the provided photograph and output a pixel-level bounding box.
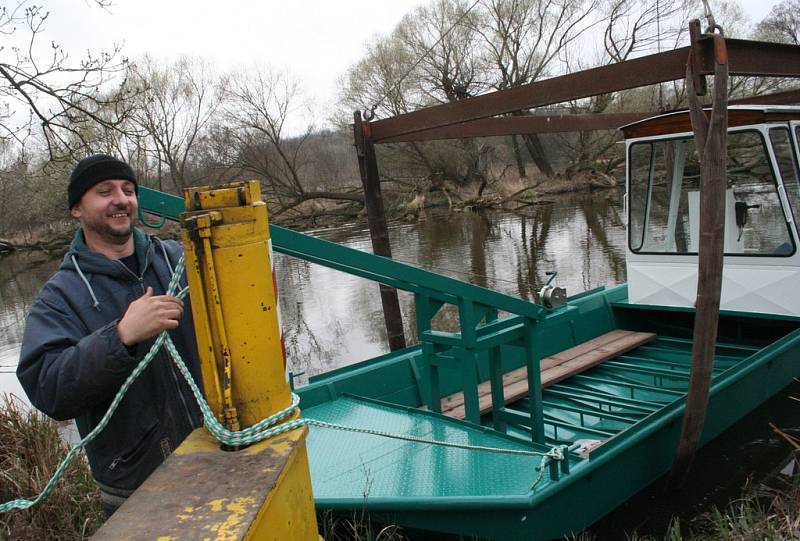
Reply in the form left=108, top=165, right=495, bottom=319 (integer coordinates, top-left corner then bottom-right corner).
left=94, top=181, right=319, bottom=540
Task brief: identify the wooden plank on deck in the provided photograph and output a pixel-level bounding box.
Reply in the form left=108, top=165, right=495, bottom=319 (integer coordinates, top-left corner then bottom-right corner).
left=441, top=330, right=657, bottom=420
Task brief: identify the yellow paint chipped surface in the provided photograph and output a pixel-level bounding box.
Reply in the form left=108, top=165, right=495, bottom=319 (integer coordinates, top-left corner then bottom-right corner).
left=197, top=497, right=257, bottom=541
left=173, top=427, right=221, bottom=456
left=242, top=424, right=306, bottom=456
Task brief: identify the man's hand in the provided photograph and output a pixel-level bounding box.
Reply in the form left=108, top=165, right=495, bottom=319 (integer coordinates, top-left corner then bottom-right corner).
left=117, top=287, right=184, bottom=346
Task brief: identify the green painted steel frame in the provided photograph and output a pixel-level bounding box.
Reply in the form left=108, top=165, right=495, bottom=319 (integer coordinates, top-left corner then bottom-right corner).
left=139, top=185, right=551, bottom=440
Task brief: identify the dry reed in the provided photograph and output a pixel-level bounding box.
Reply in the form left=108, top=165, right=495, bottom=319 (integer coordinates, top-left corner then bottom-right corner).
left=0, top=394, right=102, bottom=540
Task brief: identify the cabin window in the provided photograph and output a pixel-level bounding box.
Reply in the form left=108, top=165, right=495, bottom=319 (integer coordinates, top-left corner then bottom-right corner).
left=628, top=143, right=654, bottom=251
left=770, top=127, right=800, bottom=228
left=628, top=130, right=794, bottom=256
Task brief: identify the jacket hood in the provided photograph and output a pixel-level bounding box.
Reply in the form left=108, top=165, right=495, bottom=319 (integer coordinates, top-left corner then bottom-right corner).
left=61, top=227, right=152, bottom=279
left=60, top=228, right=158, bottom=311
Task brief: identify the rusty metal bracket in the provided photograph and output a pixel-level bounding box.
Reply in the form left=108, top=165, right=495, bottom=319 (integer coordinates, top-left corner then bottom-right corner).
left=361, top=32, right=798, bottom=143
left=353, top=110, right=366, bottom=158
left=689, top=19, right=709, bottom=97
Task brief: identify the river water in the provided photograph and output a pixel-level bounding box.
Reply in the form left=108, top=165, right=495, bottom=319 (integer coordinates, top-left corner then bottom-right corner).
left=1, top=190, right=796, bottom=536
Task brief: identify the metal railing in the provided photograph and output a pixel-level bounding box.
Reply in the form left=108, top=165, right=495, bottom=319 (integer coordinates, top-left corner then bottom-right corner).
left=138, top=185, right=550, bottom=442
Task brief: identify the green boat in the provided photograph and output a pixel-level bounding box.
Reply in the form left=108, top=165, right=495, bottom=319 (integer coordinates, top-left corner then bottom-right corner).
left=139, top=106, right=800, bottom=540
left=296, top=106, right=800, bottom=540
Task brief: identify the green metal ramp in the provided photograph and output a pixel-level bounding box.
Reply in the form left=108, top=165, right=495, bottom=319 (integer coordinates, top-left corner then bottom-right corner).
left=305, top=395, right=557, bottom=503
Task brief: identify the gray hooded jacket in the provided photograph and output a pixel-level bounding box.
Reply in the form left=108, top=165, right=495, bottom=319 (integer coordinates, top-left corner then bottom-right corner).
left=17, top=228, right=204, bottom=495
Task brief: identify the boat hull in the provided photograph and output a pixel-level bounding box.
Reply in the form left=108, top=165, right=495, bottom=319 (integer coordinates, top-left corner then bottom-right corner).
left=300, top=285, right=800, bottom=540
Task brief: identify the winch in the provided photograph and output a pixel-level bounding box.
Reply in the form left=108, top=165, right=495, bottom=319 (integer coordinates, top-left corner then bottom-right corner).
left=539, top=271, right=567, bottom=310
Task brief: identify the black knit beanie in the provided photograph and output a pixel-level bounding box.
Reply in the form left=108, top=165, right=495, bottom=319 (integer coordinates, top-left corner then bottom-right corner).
left=68, top=154, right=137, bottom=209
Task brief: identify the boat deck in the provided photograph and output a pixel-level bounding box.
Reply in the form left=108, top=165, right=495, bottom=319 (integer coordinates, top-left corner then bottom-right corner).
left=530, top=335, right=757, bottom=444
left=305, top=395, right=561, bottom=502
left=439, top=330, right=658, bottom=420
left=304, top=333, right=759, bottom=503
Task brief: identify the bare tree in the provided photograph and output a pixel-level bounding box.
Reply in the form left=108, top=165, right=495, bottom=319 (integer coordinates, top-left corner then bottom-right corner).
left=127, top=55, right=221, bottom=191
left=553, top=0, right=689, bottom=176
left=719, top=1, right=790, bottom=100
left=225, top=66, right=363, bottom=215
left=602, top=0, right=689, bottom=65
left=339, top=34, right=418, bottom=122
left=0, top=1, right=135, bottom=159
left=340, top=33, right=442, bottom=194
left=341, top=0, right=499, bottom=207
left=475, top=0, right=600, bottom=178
left=302, top=128, right=361, bottom=191
left=754, top=0, right=799, bottom=45
left=400, top=0, right=499, bottom=189
left=396, top=0, right=488, bottom=105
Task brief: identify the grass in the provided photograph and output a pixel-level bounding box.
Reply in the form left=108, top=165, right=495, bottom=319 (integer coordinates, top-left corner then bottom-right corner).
left=0, top=394, right=103, bottom=540
left=319, top=509, right=409, bottom=541
left=318, top=478, right=798, bottom=541
left=583, top=470, right=800, bottom=541
left=318, top=474, right=799, bottom=541
left=701, top=478, right=800, bottom=541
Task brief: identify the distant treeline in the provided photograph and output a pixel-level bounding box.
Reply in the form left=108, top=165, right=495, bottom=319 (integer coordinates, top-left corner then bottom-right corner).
left=0, top=0, right=796, bottom=242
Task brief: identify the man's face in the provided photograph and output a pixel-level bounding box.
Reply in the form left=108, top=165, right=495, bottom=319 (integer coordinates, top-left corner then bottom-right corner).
left=71, top=179, right=138, bottom=245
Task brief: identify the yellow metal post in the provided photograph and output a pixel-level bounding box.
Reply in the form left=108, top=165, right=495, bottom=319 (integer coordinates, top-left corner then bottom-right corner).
left=93, top=181, right=319, bottom=540
left=182, top=181, right=291, bottom=428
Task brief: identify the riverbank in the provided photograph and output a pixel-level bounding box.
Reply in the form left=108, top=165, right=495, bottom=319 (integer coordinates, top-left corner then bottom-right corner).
left=0, top=173, right=620, bottom=251
left=0, top=222, right=74, bottom=255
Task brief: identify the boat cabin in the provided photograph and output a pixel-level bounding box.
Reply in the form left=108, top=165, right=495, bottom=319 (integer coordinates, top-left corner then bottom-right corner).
left=622, top=106, right=800, bottom=315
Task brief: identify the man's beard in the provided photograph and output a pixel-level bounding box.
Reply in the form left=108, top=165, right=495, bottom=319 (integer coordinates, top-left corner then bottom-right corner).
left=83, top=207, right=136, bottom=245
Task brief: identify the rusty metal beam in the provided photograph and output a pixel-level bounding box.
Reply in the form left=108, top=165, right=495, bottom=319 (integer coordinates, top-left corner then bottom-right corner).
left=369, top=38, right=800, bottom=143
left=731, top=88, right=800, bottom=105
left=699, top=38, right=800, bottom=78
left=376, top=113, right=653, bottom=143
left=370, top=47, right=689, bottom=142
left=353, top=111, right=407, bottom=351
left=374, top=87, right=800, bottom=144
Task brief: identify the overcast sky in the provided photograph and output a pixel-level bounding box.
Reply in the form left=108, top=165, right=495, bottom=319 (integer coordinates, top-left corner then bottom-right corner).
left=46, top=0, right=427, bottom=116
left=43, top=0, right=783, bottom=119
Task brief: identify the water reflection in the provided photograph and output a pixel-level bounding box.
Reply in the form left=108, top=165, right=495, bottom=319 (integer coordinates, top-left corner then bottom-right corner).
left=275, top=191, right=627, bottom=378
left=1, top=192, right=628, bottom=396
left=0, top=252, right=62, bottom=398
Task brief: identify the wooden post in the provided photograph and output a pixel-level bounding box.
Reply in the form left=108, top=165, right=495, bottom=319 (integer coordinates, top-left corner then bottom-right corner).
left=670, top=29, right=729, bottom=485
left=353, top=111, right=407, bottom=351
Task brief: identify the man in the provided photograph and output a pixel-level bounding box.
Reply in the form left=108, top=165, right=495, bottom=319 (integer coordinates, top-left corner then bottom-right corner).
left=17, top=154, right=204, bottom=516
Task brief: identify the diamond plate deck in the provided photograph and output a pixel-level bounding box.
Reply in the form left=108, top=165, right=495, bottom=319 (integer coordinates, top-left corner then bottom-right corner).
left=304, top=396, right=555, bottom=501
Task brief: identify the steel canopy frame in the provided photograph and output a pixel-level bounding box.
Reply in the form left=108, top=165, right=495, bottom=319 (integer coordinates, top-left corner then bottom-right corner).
left=350, top=25, right=800, bottom=355
left=376, top=89, right=800, bottom=143
left=350, top=24, right=800, bottom=364
left=365, top=34, right=800, bottom=144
